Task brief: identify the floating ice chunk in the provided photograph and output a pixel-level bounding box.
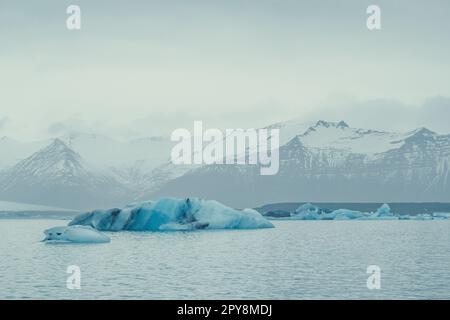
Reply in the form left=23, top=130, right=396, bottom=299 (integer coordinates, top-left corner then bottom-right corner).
left=43, top=225, right=110, bottom=243
left=357, top=204, right=399, bottom=220
left=293, top=203, right=334, bottom=220
left=291, top=203, right=363, bottom=220
left=377, top=203, right=391, bottom=216
left=285, top=203, right=449, bottom=220
left=432, top=212, right=450, bottom=220
left=69, top=197, right=274, bottom=231
left=333, top=209, right=365, bottom=220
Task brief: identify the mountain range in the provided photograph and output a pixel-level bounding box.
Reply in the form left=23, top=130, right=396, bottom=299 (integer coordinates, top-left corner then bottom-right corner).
left=147, top=120, right=450, bottom=207
left=1, top=119, right=449, bottom=209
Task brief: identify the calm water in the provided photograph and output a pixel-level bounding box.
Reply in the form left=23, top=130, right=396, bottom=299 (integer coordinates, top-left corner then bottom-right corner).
left=0, top=219, right=449, bottom=299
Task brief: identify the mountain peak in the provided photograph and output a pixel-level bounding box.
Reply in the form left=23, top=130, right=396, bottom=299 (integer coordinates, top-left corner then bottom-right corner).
left=38, top=138, right=79, bottom=158
left=52, top=138, right=68, bottom=147
left=21, top=138, right=84, bottom=169
left=0, top=138, right=127, bottom=210
left=415, top=127, right=436, bottom=135
left=315, top=120, right=349, bottom=129
left=337, top=121, right=349, bottom=128
left=406, top=127, right=437, bottom=140
left=285, top=135, right=304, bottom=147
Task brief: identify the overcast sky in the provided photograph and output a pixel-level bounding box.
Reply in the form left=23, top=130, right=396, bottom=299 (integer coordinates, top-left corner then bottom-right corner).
left=1, top=0, right=450, bottom=140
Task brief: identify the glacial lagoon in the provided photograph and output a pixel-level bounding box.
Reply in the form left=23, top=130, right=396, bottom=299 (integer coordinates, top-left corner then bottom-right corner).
left=1, top=219, right=449, bottom=299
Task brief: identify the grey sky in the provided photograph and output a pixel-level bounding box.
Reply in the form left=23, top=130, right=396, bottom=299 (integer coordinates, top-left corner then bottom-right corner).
left=1, top=0, right=450, bottom=139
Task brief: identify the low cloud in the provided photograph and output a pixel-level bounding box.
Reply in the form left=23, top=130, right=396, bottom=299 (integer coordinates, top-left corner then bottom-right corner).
left=34, top=95, right=450, bottom=140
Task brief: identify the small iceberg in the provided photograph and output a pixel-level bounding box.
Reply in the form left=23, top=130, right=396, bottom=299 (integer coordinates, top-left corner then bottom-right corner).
left=43, top=225, right=110, bottom=243
left=293, top=203, right=335, bottom=220
left=355, top=204, right=399, bottom=220
left=265, top=203, right=450, bottom=220
left=292, top=203, right=401, bottom=220
left=68, top=197, right=274, bottom=231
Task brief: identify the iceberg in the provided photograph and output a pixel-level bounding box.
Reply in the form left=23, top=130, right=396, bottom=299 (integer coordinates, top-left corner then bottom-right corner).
left=431, top=212, right=450, bottom=220
left=291, top=202, right=368, bottom=220
left=43, top=225, right=110, bottom=243
left=293, top=203, right=335, bottom=220
left=68, top=197, right=274, bottom=231
left=355, top=204, right=399, bottom=220
left=270, top=203, right=450, bottom=221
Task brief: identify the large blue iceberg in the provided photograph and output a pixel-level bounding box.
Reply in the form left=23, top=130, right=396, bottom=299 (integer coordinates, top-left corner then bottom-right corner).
left=68, top=197, right=274, bottom=231
left=267, top=203, right=450, bottom=220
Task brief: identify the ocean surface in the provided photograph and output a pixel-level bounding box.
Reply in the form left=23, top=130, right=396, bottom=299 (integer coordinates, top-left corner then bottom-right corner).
left=0, top=219, right=449, bottom=299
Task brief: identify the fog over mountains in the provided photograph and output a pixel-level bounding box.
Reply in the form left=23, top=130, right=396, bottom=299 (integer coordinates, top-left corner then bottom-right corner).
left=1, top=119, right=450, bottom=210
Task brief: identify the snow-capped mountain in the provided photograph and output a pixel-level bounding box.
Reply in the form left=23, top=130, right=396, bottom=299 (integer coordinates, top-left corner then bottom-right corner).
left=0, top=139, right=130, bottom=210
left=146, top=120, right=450, bottom=207
left=0, top=133, right=175, bottom=205
left=2, top=119, right=450, bottom=210
left=0, top=133, right=174, bottom=171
